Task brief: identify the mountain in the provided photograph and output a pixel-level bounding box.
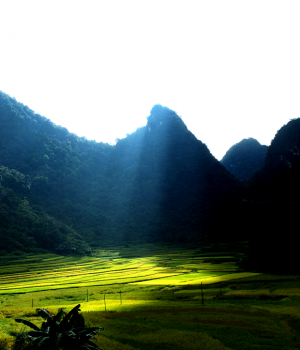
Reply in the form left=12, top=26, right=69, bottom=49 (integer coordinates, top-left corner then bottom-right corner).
left=0, top=92, right=105, bottom=254
left=221, top=138, right=268, bottom=180
left=0, top=93, right=241, bottom=254
left=247, top=118, right=300, bottom=202
left=1, top=91, right=299, bottom=275
left=108, top=104, right=241, bottom=243
left=243, top=119, right=300, bottom=274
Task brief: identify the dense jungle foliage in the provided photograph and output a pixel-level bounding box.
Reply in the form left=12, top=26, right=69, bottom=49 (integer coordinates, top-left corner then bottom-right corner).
left=0, top=90, right=299, bottom=274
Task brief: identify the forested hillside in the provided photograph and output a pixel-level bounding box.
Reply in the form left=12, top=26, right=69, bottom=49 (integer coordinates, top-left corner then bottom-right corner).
left=221, top=138, right=268, bottom=180
left=0, top=91, right=109, bottom=254
left=0, top=92, right=240, bottom=254
left=1, top=90, right=299, bottom=275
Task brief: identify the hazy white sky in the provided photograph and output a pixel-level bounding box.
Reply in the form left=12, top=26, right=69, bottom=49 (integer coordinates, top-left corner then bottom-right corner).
left=1, top=0, right=300, bottom=160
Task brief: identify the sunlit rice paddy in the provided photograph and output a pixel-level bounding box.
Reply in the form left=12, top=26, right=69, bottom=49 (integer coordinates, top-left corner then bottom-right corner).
left=0, top=244, right=299, bottom=349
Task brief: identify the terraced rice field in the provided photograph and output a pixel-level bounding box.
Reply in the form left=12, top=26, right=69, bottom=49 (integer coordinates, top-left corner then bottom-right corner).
left=0, top=243, right=299, bottom=349
left=0, top=244, right=258, bottom=294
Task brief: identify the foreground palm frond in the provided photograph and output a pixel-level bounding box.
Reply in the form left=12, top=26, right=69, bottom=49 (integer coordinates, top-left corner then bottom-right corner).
left=14, top=304, right=103, bottom=350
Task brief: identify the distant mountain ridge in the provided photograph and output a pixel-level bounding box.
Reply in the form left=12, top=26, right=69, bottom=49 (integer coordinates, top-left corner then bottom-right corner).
left=221, top=138, right=268, bottom=180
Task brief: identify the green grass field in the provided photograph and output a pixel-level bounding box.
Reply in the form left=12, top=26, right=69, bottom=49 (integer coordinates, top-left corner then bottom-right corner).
left=0, top=243, right=299, bottom=349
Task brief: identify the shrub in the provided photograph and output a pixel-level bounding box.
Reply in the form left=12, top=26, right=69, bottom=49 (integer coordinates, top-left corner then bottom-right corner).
left=0, top=338, right=10, bottom=350
left=14, top=304, right=103, bottom=350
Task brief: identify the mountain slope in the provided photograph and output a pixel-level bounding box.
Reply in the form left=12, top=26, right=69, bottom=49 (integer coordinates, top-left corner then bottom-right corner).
left=0, top=91, right=111, bottom=253
left=0, top=93, right=241, bottom=251
left=248, top=118, right=300, bottom=202
left=244, top=119, right=300, bottom=274
left=108, top=104, right=240, bottom=242
left=0, top=166, right=90, bottom=255
left=221, top=138, right=268, bottom=180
